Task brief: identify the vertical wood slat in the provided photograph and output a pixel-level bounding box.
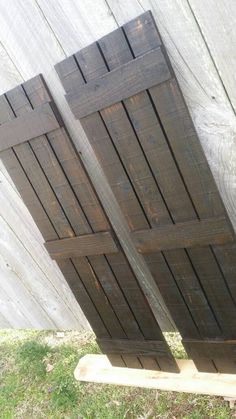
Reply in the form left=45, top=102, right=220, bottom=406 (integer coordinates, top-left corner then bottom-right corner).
left=0, top=74, right=179, bottom=372
left=56, top=10, right=236, bottom=373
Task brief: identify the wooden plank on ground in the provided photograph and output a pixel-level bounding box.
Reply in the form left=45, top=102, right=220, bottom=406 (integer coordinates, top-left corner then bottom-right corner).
left=74, top=354, right=236, bottom=397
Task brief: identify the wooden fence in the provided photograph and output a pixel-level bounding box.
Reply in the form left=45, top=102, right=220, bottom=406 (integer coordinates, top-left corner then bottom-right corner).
left=0, top=0, right=236, bottom=330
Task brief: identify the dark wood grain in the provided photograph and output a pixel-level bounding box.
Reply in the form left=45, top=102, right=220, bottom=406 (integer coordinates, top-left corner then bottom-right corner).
left=0, top=102, right=61, bottom=152
left=183, top=339, right=236, bottom=374
left=183, top=339, right=236, bottom=358
left=97, top=338, right=174, bottom=357
left=45, top=232, right=118, bottom=259
left=132, top=217, right=233, bottom=253
left=66, top=48, right=171, bottom=118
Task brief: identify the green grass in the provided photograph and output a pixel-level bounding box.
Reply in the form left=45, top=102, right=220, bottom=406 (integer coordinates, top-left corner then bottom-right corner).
left=0, top=330, right=233, bottom=418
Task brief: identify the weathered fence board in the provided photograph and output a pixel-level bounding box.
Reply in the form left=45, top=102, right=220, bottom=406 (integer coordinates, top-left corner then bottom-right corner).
left=0, top=155, right=88, bottom=330
left=57, top=11, right=236, bottom=373
left=0, top=0, right=236, bottom=334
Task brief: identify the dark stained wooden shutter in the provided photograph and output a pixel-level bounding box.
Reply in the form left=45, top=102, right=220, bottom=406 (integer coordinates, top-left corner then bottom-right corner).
left=56, top=11, right=236, bottom=374
left=0, top=74, right=178, bottom=372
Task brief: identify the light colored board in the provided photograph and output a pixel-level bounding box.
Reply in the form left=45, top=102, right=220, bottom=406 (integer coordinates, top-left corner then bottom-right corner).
left=0, top=0, right=175, bottom=331
left=187, top=0, right=236, bottom=226
left=0, top=42, right=23, bottom=90
left=36, top=0, right=116, bottom=55
left=0, top=283, right=30, bottom=328
left=0, top=224, right=50, bottom=328
left=107, top=0, right=236, bottom=232
left=0, top=159, right=19, bottom=194
left=74, top=354, right=236, bottom=397
left=0, top=311, right=11, bottom=328
left=188, top=0, right=236, bottom=113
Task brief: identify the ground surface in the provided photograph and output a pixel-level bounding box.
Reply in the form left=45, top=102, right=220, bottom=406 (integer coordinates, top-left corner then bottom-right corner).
left=0, top=330, right=234, bottom=418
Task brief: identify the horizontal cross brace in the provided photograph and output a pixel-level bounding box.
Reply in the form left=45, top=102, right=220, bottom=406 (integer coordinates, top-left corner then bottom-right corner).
left=0, top=102, right=62, bottom=152
left=183, top=340, right=236, bottom=359
left=97, top=338, right=171, bottom=357
left=131, top=216, right=234, bottom=253
left=45, top=231, right=118, bottom=259
left=66, top=47, right=171, bottom=118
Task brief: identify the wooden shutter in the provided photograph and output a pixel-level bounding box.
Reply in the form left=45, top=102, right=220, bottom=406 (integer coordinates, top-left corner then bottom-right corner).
left=56, top=11, right=236, bottom=374
left=0, top=74, right=178, bottom=372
